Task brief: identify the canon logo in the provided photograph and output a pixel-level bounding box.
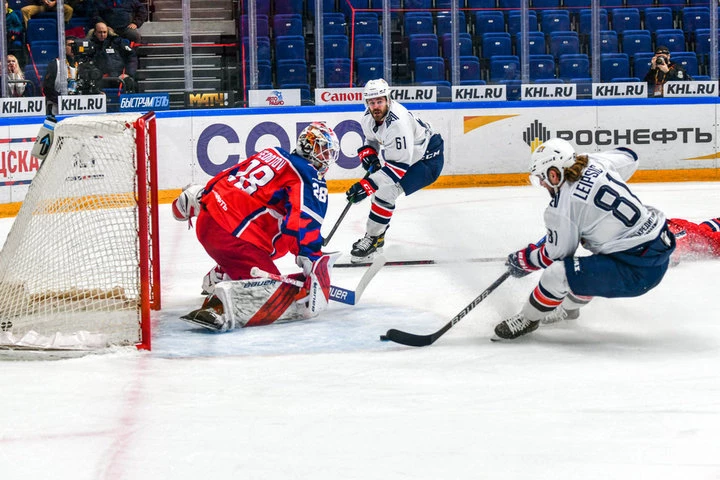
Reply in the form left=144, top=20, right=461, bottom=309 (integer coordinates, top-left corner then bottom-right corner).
left=320, top=91, right=364, bottom=102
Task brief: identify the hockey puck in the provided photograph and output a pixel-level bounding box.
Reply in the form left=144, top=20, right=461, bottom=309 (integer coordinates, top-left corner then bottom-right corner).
left=379, top=334, right=389, bottom=341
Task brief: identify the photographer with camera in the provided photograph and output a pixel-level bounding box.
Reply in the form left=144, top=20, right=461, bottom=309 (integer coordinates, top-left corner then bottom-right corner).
left=86, top=21, right=138, bottom=94
left=43, top=36, right=79, bottom=115
left=643, top=46, right=690, bottom=97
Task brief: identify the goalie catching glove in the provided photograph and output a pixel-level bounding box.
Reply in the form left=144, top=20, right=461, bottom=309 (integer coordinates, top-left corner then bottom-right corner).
left=506, top=243, right=541, bottom=278
left=357, top=145, right=382, bottom=173
left=172, top=184, right=204, bottom=225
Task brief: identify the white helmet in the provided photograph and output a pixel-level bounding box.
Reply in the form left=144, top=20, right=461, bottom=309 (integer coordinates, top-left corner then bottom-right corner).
left=296, top=121, right=340, bottom=176
left=529, top=138, right=576, bottom=190
left=363, top=78, right=391, bottom=105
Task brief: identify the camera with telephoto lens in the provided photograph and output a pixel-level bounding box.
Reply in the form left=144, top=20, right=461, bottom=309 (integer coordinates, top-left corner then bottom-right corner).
left=656, top=56, right=666, bottom=66
left=71, top=40, right=102, bottom=94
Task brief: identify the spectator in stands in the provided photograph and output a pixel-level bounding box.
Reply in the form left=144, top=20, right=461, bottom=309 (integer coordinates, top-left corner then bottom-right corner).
left=6, top=54, right=26, bottom=97
left=87, top=21, right=138, bottom=92
left=643, top=45, right=690, bottom=97
left=43, top=36, right=79, bottom=114
left=6, top=2, right=24, bottom=58
left=21, top=0, right=73, bottom=27
left=90, top=0, right=147, bottom=44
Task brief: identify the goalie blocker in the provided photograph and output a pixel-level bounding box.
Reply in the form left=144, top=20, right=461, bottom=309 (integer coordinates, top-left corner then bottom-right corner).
left=181, top=254, right=336, bottom=332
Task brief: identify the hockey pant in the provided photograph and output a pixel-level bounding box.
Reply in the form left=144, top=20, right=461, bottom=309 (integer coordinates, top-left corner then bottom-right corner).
left=365, top=135, right=444, bottom=236
left=667, top=218, right=720, bottom=262
left=521, top=226, right=675, bottom=322
left=211, top=254, right=334, bottom=328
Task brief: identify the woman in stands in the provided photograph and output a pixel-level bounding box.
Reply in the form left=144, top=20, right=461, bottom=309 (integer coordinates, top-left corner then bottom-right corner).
left=6, top=54, right=26, bottom=97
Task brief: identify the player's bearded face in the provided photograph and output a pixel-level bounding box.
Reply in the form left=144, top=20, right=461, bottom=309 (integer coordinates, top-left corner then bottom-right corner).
left=367, top=97, right=388, bottom=122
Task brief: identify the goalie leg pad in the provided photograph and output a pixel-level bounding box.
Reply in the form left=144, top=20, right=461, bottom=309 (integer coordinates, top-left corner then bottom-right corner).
left=213, top=279, right=304, bottom=328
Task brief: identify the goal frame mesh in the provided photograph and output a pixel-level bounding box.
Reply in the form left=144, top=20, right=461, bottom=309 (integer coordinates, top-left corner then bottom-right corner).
left=0, top=112, right=160, bottom=352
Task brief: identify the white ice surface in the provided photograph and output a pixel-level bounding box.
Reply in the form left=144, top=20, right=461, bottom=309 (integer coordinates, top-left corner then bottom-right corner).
left=1, top=182, right=719, bottom=480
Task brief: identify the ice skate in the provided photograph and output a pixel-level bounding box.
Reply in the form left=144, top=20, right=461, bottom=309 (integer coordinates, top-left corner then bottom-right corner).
left=350, top=231, right=385, bottom=263
left=493, top=313, right=539, bottom=340
left=180, top=308, right=233, bottom=332
left=541, top=306, right=580, bottom=325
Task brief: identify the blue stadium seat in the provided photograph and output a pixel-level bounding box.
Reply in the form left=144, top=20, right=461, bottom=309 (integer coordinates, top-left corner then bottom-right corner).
left=436, top=11, right=467, bottom=36
left=23, top=64, right=46, bottom=97
left=578, top=9, right=608, bottom=39
left=244, top=60, right=273, bottom=89
left=621, top=30, right=652, bottom=59
left=307, top=0, right=337, bottom=15
left=572, top=77, right=593, bottom=97
left=26, top=19, right=56, bottom=44
left=600, top=53, right=629, bottom=82
left=324, top=35, right=349, bottom=59
left=276, top=59, right=308, bottom=87
left=341, top=0, right=368, bottom=20
left=672, top=52, right=699, bottom=78
left=610, top=77, right=641, bottom=82
left=563, top=0, right=591, bottom=16
left=241, top=1, right=270, bottom=15
left=532, top=0, right=561, bottom=10
left=354, top=12, right=380, bottom=37
left=654, top=29, right=686, bottom=52
left=611, top=8, right=641, bottom=36
left=498, top=0, right=522, bottom=11
left=482, top=32, right=512, bottom=58
left=600, top=30, right=619, bottom=54
left=490, top=55, right=521, bottom=82
left=516, top=31, right=547, bottom=55
left=599, top=0, right=623, bottom=13
left=324, top=58, right=353, bottom=86
left=29, top=41, right=58, bottom=66
left=540, top=10, right=570, bottom=36
left=644, top=7, right=673, bottom=35
left=240, top=14, right=270, bottom=38
left=408, top=34, right=440, bottom=62
left=441, top=33, right=473, bottom=60
left=682, top=7, right=710, bottom=39
left=633, top=52, right=654, bottom=78
left=274, top=35, right=305, bottom=61
left=354, top=34, right=384, bottom=59
left=404, top=0, right=433, bottom=9
left=500, top=79, right=522, bottom=100
left=529, top=54, right=555, bottom=81
left=660, top=0, right=689, bottom=16
left=558, top=53, right=590, bottom=80
left=467, top=0, right=498, bottom=8
left=323, top=13, right=347, bottom=36
left=356, top=57, right=384, bottom=86
left=282, top=83, right=312, bottom=104
left=273, top=14, right=303, bottom=38
left=414, top=56, right=446, bottom=83
left=507, top=10, right=538, bottom=36
left=404, top=12, right=434, bottom=36
left=694, top=28, right=713, bottom=65
left=459, top=55, right=482, bottom=83
left=474, top=11, right=506, bottom=37
left=242, top=36, right=271, bottom=64
left=549, top=31, right=579, bottom=58
left=421, top=80, right=452, bottom=101
left=274, top=0, right=304, bottom=15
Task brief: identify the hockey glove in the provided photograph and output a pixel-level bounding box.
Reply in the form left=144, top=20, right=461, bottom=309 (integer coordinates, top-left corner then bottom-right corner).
left=295, top=255, right=314, bottom=276
left=506, top=243, right=541, bottom=278
left=172, top=184, right=204, bottom=224
left=357, top=145, right=382, bottom=173
left=346, top=178, right=378, bottom=204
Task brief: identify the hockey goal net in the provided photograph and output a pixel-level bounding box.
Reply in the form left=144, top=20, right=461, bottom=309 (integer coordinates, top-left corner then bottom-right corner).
left=0, top=113, right=160, bottom=352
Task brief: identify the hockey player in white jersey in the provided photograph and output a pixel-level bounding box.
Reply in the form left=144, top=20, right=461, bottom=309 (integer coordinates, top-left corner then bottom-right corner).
left=345, top=78, right=444, bottom=263
left=494, top=138, right=676, bottom=340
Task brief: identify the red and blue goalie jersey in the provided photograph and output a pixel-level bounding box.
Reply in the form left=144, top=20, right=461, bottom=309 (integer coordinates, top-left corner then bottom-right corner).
left=200, top=147, right=328, bottom=261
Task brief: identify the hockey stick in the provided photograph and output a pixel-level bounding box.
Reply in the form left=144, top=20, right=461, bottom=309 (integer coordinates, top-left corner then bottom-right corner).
left=334, top=256, right=506, bottom=268
left=322, top=172, right=371, bottom=247
left=250, top=255, right=386, bottom=306
left=380, top=270, right=512, bottom=347
left=380, top=236, right=546, bottom=347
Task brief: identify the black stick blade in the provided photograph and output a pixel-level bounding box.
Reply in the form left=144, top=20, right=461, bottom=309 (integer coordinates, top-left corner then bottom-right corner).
left=383, top=328, right=435, bottom=347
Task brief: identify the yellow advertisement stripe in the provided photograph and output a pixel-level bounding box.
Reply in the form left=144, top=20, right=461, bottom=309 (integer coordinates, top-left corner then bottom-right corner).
left=463, top=115, right=519, bottom=134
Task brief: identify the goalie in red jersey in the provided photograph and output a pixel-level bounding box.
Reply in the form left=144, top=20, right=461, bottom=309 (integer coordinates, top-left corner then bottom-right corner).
left=667, top=217, right=720, bottom=264
left=172, top=122, right=341, bottom=332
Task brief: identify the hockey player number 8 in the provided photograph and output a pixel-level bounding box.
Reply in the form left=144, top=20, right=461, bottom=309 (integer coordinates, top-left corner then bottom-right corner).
left=594, top=184, right=641, bottom=227
left=232, top=159, right=274, bottom=195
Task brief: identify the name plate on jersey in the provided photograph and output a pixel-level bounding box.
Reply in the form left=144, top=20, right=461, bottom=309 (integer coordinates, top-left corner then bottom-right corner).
left=0, top=97, right=45, bottom=117
left=314, top=88, right=364, bottom=105
left=390, top=86, right=437, bottom=103
left=452, top=85, right=506, bottom=102
left=521, top=83, right=576, bottom=100
left=663, top=81, right=718, bottom=97
left=248, top=89, right=302, bottom=107
left=592, top=82, right=647, bottom=99
left=58, top=94, right=107, bottom=115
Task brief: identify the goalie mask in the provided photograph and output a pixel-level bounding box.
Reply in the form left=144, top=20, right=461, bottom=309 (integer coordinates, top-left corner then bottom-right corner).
left=529, top=138, right=576, bottom=191
left=296, top=122, right=340, bottom=176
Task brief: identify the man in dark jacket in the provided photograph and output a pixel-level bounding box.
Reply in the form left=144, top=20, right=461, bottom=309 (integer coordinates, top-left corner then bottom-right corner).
left=90, top=0, right=147, bottom=43
left=643, top=45, right=691, bottom=97
left=88, top=21, right=137, bottom=92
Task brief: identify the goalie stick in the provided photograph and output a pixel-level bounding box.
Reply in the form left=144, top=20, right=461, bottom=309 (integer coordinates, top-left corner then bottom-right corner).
left=322, top=172, right=371, bottom=247
left=250, top=255, right=387, bottom=306
left=380, top=237, right=546, bottom=346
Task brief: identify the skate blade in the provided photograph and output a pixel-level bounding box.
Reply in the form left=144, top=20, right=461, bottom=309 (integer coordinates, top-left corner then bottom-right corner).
left=350, top=247, right=382, bottom=264
left=180, top=309, right=224, bottom=332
